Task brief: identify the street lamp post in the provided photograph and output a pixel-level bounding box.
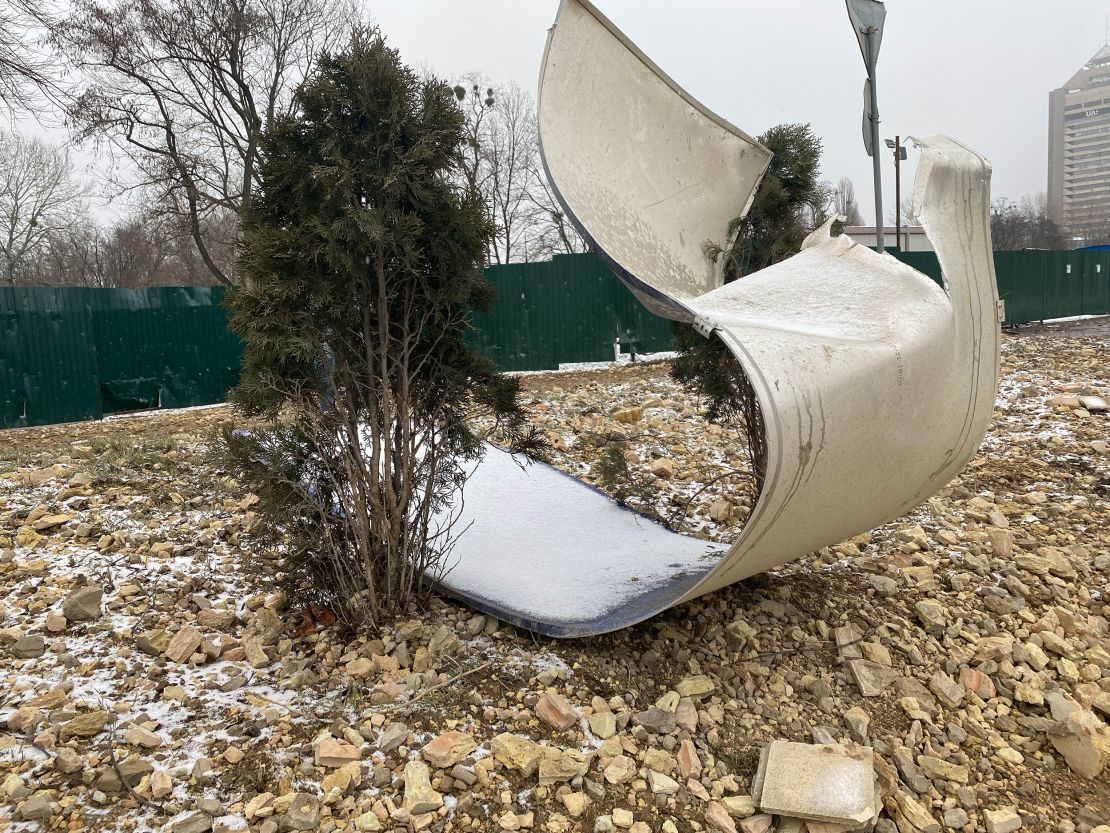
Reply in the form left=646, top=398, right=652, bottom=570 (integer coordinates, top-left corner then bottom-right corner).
left=885, top=136, right=908, bottom=251
left=846, top=0, right=887, bottom=252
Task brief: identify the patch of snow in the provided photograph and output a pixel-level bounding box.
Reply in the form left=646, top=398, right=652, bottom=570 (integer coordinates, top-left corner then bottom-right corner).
left=102, top=403, right=230, bottom=422
left=1041, top=314, right=1107, bottom=324
left=436, top=445, right=725, bottom=631
left=510, top=351, right=678, bottom=376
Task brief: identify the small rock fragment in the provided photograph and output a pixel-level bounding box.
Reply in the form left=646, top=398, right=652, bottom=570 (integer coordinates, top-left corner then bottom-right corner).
left=167, top=811, right=213, bottom=833
left=402, top=760, right=443, bottom=814
left=315, top=739, right=361, bottom=768
left=62, top=584, right=104, bottom=623
left=277, top=793, right=319, bottom=832
left=165, top=626, right=203, bottom=663
left=984, top=808, right=1022, bottom=833
left=421, top=731, right=475, bottom=769
left=536, top=692, right=578, bottom=731
left=491, top=733, right=544, bottom=777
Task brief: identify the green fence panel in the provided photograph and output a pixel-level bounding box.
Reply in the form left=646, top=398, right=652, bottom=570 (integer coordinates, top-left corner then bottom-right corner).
left=889, top=251, right=943, bottom=288
left=606, top=277, right=675, bottom=356
left=1080, top=251, right=1110, bottom=316
left=993, top=251, right=1038, bottom=326
left=468, top=264, right=558, bottom=371
left=1, top=286, right=241, bottom=429
left=0, top=287, right=102, bottom=429
left=1041, top=252, right=1072, bottom=321
left=470, top=252, right=675, bottom=370
left=89, top=287, right=241, bottom=413
left=893, top=249, right=1110, bottom=326
left=90, top=289, right=162, bottom=411
left=6, top=249, right=1110, bottom=429
left=547, top=254, right=608, bottom=364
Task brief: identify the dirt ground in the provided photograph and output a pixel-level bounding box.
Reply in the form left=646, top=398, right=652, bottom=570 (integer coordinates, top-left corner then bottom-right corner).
left=0, top=325, right=1108, bottom=833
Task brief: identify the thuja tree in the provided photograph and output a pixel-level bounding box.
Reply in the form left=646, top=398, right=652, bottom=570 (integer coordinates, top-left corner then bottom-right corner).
left=670, top=124, right=828, bottom=499
left=224, top=29, right=543, bottom=628
left=717, top=122, right=828, bottom=281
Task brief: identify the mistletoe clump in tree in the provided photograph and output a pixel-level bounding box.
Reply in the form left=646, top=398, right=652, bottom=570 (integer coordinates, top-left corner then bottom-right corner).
left=225, top=29, right=544, bottom=628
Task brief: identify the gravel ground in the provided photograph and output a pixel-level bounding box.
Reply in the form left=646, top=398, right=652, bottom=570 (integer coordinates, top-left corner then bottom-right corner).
left=0, top=326, right=1107, bottom=833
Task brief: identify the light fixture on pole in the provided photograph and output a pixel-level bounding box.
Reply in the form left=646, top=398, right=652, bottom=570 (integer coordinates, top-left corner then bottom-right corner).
left=846, top=0, right=887, bottom=252
left=885, top=137, right=908, bottom=251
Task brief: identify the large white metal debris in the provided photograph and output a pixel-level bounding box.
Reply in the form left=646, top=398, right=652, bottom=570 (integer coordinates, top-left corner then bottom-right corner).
left=436, top=0, right=1000, bottom=636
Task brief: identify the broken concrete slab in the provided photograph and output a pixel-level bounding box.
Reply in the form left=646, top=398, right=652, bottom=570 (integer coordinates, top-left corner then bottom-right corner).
left=750, top=744, right=770, bottom=809
left=847, top=659, right=898, bottom=697
left=834, top=624, right=864, bottom=660
left=752, top=741, right=877, bottom=826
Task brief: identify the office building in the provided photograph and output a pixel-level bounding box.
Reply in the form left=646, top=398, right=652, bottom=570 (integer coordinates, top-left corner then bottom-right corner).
left=1048, top=44, right=1110, bottom=244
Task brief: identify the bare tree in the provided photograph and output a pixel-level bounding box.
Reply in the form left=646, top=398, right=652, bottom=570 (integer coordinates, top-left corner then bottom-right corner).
left=99, top=214, right=170, bottom=286
left=56, top=0, right=356, bottom=285
left=887, top=195, right=922, bottom=228
left=481, top=82, right=538, bottom=264
left=829, top=177, right=864, bottom=226
left=522, top=155, right=588, bottom=261
left=991, top=193, right=1066, bottom=251
left=453, top=74, right=497, bottom=201
left=0, top=0, right=56, bottom=110
left=16, top=203, right=243, bottom=287
left=454, top=74, right=585, bottom=264
left=0, top=132, right=89, bottom=283
left=25, top=219, right=109, bottom=287
left=522, top=124, right=588, bottom=261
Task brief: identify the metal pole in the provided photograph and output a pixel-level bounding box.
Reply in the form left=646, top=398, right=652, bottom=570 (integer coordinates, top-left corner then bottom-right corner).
left=894, top=135, right=901, bottom=251
left=866, top=29, right=884, bottom=252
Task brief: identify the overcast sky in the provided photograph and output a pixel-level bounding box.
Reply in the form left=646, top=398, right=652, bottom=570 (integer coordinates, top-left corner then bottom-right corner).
left=13, top=1, right=1109, bottom=225
left=372, top=0, right=1110, bottom=224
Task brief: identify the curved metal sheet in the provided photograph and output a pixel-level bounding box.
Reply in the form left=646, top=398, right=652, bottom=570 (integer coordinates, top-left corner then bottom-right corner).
left=536, top=0, right=773, bottom=322
left=677, top=133, right=999, bottom=599
left=437, top=1, right=1000, bottom=637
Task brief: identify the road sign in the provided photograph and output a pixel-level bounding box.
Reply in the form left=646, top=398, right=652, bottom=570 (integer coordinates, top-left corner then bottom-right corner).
left=847, top=0, right=886, bottom=250
left=846, top=0, right=886, bottom=70
left=863, top=79, right=873, bottom=157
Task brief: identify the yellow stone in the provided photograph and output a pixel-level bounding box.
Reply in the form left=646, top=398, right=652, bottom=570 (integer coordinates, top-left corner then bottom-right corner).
left=15, top=527, right=42, bottom=548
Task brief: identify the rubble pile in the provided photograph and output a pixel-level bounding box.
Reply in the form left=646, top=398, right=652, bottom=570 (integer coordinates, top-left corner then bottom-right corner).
left=0, top=328, right=1106, bottom=832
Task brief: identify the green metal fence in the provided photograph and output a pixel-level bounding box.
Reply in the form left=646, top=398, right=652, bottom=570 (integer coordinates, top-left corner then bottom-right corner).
left=2, top=249, right=1108, bottom=429
left=891, top=249, right=1110, bottom=326
left=0, top=287, right=103, bottom=428
left=1, top=286, right=241, bottom=429
left=468, top=253, right=673, bottom=371
left=0, top=254, right=671, bottom=428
